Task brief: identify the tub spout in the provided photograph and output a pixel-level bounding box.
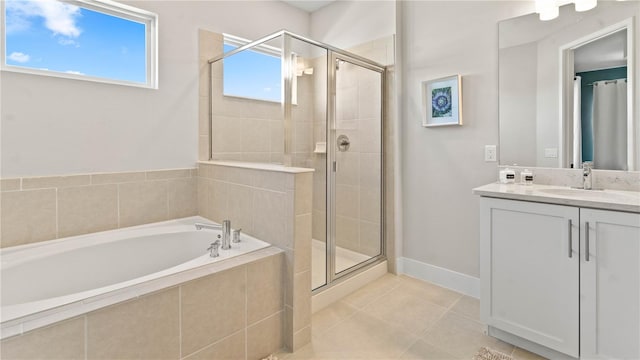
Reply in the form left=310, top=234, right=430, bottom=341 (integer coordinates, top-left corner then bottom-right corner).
left=195, top=220, right=231, bottom=250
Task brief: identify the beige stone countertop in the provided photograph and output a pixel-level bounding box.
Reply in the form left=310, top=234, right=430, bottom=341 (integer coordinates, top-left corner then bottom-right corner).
left=473, top=183, right=640, bottom=213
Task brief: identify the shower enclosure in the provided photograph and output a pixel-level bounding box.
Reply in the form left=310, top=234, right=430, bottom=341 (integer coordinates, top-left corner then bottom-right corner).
left=208, top=31, right=386, bottom=291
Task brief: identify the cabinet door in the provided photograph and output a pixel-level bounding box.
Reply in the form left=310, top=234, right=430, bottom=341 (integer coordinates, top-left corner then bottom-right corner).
left=580, top=209, right=640, bottom=360
left=480, top=198, right=579, bottom=357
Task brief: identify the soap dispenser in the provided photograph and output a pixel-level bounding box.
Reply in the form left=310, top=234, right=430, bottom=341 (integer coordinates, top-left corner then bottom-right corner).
left=499, top=168, right=516, bottom=184
left=520, top=169, right=533, bottom=185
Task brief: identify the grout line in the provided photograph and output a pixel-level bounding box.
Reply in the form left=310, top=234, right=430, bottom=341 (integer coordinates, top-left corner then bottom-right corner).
left=84, top=315, right=88, bottom=360
left=54, top=188, right=59, bottom=239
left=244, top=265, right=248, bottom=360
left=116, top=184, right=121, bottom=228
left=178, top=286, right=182, bottom=359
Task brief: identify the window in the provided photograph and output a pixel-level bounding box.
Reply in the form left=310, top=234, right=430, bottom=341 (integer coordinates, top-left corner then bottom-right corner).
left=2, top=0, right=157, bottom=88
left=223, top=34, right=282, bottom=102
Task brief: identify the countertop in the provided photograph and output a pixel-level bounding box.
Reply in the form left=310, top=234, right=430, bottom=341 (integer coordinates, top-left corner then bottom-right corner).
left=473, top=183, right=640, bottom=213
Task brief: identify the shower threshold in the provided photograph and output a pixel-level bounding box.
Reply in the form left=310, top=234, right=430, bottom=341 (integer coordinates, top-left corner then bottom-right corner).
left=311, top=239, right=372, bottom=290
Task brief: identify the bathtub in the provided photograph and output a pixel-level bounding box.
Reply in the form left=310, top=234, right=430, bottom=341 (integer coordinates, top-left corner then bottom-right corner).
left=0, top=216, right=271, bottom=339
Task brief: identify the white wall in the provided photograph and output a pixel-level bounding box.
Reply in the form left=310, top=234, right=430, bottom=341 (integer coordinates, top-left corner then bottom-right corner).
left=400, top=1, right=533, bottom=277
left=310, top=0, right=395, bottom=50
left=1, top=0, right=309, bottom=177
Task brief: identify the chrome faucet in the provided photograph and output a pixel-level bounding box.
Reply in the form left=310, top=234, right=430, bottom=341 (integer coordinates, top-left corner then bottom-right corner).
left=207, top=240, right=221, bottom=257
left=582, top=162, right=593, bottom=190
left=195, top=220, right=231, bottom=250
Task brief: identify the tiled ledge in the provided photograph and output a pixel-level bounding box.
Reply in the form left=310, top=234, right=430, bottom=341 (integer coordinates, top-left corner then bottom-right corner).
left=199, top=160, right=314, bottom=174
left=0, top=168, right=198, bottom=248
left=1, top=168, right=196, bottom=191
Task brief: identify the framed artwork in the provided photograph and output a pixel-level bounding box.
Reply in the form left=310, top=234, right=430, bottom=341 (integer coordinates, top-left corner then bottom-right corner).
left=422, top=75, right=462, bottom=127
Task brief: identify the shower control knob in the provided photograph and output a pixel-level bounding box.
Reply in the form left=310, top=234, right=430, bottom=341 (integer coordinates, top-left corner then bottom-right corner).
left=337, top=135, right=350, bottom=152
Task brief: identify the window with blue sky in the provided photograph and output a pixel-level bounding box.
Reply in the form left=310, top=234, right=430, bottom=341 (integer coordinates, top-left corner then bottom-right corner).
left=223, top=43, right=282, bottom=102
left=3, top=0, right=155, bottom=86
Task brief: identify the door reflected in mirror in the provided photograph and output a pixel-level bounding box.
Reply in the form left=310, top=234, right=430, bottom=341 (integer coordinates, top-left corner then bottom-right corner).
left=498, top=1, right=639, bottom=171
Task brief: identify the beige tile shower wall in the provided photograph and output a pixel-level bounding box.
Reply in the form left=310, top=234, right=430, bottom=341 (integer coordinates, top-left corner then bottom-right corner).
left=0, top=169, right=197, bottom=248
left=310, top=36, right=395, bottom=263
left=331, top=36, right=394, bottom=258
left=0, top=250, right=285, bottom=360
left=200, top=30, right=300, bottom=164
left=197, top=161, right=313, bottom=352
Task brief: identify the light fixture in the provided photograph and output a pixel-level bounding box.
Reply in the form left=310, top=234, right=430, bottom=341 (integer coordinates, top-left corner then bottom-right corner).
left=535, top=0, right=598, bottom=21
left=574, top=0, right=597, bottom=11
left=536, top=0, right=559, bottom=21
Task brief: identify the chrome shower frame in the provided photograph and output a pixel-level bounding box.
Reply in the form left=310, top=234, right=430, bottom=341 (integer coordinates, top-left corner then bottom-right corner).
left=207, top=30, right=387, bottom=293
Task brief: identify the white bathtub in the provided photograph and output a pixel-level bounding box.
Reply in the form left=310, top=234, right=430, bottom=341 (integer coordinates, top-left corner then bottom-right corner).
left=0, top=216, right=271, bottom=339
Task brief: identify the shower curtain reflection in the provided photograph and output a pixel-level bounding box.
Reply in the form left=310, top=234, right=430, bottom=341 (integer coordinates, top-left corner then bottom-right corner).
left=593, top=79, right=627, bottom=170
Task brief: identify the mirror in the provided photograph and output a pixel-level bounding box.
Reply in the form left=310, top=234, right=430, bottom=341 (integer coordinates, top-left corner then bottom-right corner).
left=498, top=1, right=639, bottom=170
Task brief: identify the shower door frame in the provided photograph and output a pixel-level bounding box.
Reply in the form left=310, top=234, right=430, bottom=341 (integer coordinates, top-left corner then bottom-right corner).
left=320, top=51, right=387, bottom=292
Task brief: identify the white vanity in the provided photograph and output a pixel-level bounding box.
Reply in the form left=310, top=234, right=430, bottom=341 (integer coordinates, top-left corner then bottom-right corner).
left=474, top=183, right=640, bottom=360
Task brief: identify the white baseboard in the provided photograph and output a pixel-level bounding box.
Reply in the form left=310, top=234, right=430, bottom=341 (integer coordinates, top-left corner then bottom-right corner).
left=398, top=257, right=480, bottom=298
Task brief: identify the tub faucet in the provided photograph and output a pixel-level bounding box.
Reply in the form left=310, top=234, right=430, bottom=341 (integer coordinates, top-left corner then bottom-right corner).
left=582, top=162, right=593, bottom=190
left=195, top=220, right=231, bottom=250
left=207, top=240, right=221, bottom=257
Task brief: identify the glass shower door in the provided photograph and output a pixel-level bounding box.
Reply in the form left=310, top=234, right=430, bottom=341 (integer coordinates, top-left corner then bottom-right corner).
left=330, top=53, right=384, bottom=278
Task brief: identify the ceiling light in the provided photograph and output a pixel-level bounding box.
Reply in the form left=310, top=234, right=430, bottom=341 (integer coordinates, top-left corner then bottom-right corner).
left=574, top=0, right=597, bottom=11
left=536, top=0, right=559, bottom=21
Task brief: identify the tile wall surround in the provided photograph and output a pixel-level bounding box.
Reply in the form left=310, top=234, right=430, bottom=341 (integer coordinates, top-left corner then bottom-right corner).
left=497, top=165, right=640, bottom=192
left=199, top=30, right=290, bottom=164
left=0, top=168, right=197, bottom=248
left=1, top=250, right=286, bottom=360
left=197, top=160, right=313, bottom=352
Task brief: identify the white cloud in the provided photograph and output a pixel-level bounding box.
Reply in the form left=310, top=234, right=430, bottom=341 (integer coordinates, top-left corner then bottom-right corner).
left=65, top=70, right=84, bottom=75
left=58, top=38, right=79, bottom=47
left=6, top=0, right=82, bottom=37
left=8, top=52, right=30, bottom=63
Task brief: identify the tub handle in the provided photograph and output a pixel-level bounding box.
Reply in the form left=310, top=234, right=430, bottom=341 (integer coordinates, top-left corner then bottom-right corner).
left=207, top=240, right=221, bottom=258
left=233, top=228, right=242, bottom=243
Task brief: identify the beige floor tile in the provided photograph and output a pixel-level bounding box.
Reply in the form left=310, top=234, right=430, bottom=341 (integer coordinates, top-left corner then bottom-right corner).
left=311, top=300, right=358, bottom=337
left=399, top=339, right=459, bottom=359
left=362, top=283, right=448, bottom=334
left=300, top=312, right=418, bottom=359
left=512, top=347, right=549, bottom=360
left=450, top=295, right=480, bottom=321
left=422, top=312, right=514, bottom=359
left=341, top=273, right=402, bottom=309
left=399, top=276, right=462, bottom=308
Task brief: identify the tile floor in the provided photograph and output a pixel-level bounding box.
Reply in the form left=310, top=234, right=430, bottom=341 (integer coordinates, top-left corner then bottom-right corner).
left=280, top=274, right=546, bottom=360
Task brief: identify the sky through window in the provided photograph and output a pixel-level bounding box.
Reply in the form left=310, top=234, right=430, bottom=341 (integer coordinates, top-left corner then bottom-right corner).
left=4, top=0, right=147, bottom=84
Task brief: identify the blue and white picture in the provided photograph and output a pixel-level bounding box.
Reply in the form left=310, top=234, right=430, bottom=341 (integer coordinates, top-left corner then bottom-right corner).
left=432, top=87, right=452, bottom=117
left=422, top=75, right=462, bottom=127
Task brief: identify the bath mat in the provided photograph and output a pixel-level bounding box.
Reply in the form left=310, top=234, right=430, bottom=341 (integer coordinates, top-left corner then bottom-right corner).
left=472, top=347, right=514, bottom=360
left=261, top=355, right=278, bottom=360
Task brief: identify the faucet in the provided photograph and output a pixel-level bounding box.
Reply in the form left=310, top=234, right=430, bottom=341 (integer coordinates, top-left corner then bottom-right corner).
left=207, top=240, right=221, bottom=257
left=195, top=220, right=231, bottom=250
left=582, top=162, right=593, bottom=190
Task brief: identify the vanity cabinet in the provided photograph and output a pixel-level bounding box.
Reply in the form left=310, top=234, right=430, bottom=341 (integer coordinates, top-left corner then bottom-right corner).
left=580, top=208, right=640, bottom=359
left=480, top=197, right=640, bottom=359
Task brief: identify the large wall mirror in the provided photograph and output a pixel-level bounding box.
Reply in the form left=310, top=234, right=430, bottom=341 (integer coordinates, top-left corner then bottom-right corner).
left=499, top=1, right=639, bottom=171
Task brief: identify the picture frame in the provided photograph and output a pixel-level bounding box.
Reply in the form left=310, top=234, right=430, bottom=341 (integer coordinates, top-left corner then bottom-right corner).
left=422, top=74, right=462, bottom=127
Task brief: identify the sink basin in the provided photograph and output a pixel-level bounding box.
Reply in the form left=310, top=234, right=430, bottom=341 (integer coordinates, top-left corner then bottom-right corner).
left=538, top=188, right=640, bottom=203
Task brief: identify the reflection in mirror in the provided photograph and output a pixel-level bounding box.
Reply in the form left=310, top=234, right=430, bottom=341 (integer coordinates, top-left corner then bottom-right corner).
left=498, top=1, right=639, bottom=171
left=573, top=30, right=627, bottom=170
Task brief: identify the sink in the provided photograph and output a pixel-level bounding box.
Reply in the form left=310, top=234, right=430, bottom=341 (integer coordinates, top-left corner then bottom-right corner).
left=538, top=188, right=640, bottom=203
